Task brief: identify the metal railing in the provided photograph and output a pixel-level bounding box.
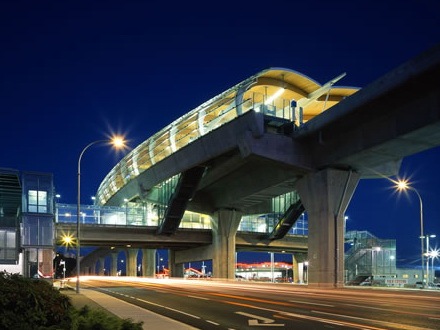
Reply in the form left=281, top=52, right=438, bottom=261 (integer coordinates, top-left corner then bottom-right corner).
left=55, top=203, right=308, bottom=235
left=96, top=90, right=296, bottom=206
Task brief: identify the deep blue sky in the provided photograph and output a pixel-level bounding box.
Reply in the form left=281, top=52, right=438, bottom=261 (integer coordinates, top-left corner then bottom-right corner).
left=1, top=1, right=439, bottom=267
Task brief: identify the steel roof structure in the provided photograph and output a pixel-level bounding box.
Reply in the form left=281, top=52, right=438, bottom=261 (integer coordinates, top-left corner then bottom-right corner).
left=96, top=67, right=359, bottom=206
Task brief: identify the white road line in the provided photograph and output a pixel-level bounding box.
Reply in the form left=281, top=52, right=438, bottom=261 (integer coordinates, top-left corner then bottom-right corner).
left=346, top=305, right=389, bottom=311
left=312, top=310, right=433, bottom=330
left=289, top=300, right=334, bottom=307
left=108, top=291, right=201, bottom=319
left=136, top=297, right=168, bottom=308
left=164, top=306, right=201, bottom=319
left=235, top=311, right=284, bottom=326
left=187, top=295, right=210, bottom=300
left=236, top=311, right=275, bottom=323
left=206, top=320, right=220, bottom=325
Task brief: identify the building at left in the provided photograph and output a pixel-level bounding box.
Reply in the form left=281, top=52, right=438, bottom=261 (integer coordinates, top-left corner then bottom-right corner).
left=0, top=168, right=55, bottom=278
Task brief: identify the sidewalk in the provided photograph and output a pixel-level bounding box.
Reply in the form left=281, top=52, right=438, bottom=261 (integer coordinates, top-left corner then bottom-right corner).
left=57, top=282, right=197, bottom=330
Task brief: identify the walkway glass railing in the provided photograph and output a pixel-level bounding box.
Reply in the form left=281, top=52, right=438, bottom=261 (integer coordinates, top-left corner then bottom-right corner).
left=55, top=203, right=211, bottom=229
left=238, top=213, right=308, bottom=236
left=95, top=67, right=358, bottom=207
left=55, top=203, right=308, bottom=236
left=96, top=89, right=297, bottom=206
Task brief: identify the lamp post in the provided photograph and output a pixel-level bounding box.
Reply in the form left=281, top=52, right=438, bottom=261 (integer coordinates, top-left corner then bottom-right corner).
left=76, top=136, right=125, bottom=293
left=426, top=234, right=436, bottom=284
left=304, top=261, right=309, bottom=284
left=371, top=246, right=381, bottom=277
left=60, top=260, right=66, bottom=280
left=430, top=249, right=439, bottom=283
left=396, top=180, right=425, bottom=288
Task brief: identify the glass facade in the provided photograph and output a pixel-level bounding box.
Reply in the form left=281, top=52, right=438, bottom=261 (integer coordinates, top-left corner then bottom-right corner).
left=56, top=203, right=212, bottom=229
left=0, top=228, right=17, bottom=264
left=21, top=215, right=54, bottom=247
left=0, top=169, right=21, bottom=264
left=28, top=190, right=48, bottom=213
left=21, top=172, right=54, bottom=248
left=22, top=172, right=54, bottom=215
left=345, top=230, right=397, bottom=283
left=95, top=68, right=358, bottom=206
left=20, top=172, right=55, bottom=278
left=56, top=190, right=309, bottom=236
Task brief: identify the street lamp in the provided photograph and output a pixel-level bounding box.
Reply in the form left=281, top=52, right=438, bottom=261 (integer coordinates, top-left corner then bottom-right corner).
left=76, top=136, right=126, bottom=293
left=429, top=248, right=439, bottom=283
left=156, top=251, right=163, bottom=276
left=395, top=179, right=425, bottom=287
left=425, top=234, right=436, bottom=284
left=304, top=261, right=309, bottom=284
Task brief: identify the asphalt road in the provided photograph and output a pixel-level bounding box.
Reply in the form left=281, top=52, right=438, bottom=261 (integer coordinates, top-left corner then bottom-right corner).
left=81, top=277, right=440, bottom=329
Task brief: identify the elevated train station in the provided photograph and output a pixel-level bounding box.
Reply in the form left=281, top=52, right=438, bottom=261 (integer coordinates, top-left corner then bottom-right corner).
left=2, top=45, right=440, bottom=287
left=85, top=66, right=359, bottom=285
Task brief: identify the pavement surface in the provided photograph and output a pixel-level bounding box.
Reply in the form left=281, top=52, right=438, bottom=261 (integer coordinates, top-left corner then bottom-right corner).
left=56, top=281, right=197, bottom=330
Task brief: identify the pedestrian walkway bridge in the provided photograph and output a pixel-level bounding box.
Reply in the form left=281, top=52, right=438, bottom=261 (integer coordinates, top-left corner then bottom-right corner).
left=55, top=202, right=308, bottom=252
left=56, top=203, right=308, bottom=234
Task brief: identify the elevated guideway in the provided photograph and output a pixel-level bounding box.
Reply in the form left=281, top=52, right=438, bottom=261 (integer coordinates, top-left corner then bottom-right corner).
left=293, top=44, right=440, bottom=176
left=59, top=45, right=440, bottom=287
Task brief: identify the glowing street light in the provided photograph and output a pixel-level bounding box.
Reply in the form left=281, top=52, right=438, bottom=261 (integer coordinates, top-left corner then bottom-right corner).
left=429, top=248, right=439, bottom=284
left=425, top=234, right=436, bottom=283
left=76, top=136, right=126, bottom=293
left=304, top=261, right=309, bottom=284
left=395, top=179, right=425, bottom=287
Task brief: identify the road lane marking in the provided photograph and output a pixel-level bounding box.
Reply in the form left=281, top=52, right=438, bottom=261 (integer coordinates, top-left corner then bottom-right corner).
left=236, top=312, right=284, bottom=327
left=136, top=297, right=200, bottom=319
left=98, top=289, right=203, bottom=321
left=289, top=300, right=334, bottom=307
left=312, top=310, right=433, bottom=330
left=206, top=320, right=220, bottom=325
left=229, top=300, right=381, bottom=329
left=345, top=305, right=389, bottom=311
left=163, top=306, right=201, bottom=319
left=187, top=295, right=210, bottom=300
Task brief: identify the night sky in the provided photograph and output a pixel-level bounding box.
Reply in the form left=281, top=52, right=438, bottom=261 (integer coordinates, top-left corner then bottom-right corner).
left=1, top=1, right=439, bottom=268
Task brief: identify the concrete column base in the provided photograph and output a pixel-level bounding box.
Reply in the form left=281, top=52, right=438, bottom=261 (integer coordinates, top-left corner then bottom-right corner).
left=296, top=168, right=360, bottom=288
left=126, top=249, right=138, bottom=277
left=212, top=209, right=242, bottom=279
left=142, top=249, right=155, bottom=277
left=111, top=252, right=118, bottom=276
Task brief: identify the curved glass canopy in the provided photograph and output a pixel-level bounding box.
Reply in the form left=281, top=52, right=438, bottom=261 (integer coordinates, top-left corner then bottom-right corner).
left=96, top=67, right=359, bottom=206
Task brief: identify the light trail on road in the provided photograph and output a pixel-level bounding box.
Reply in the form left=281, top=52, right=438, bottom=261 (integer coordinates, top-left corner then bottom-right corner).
left=78, top=276, right=439, bottom=329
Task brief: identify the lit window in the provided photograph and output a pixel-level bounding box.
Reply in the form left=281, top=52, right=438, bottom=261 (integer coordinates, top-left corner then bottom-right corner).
left=28, top=190, right=47, bottom=213
left=402, top=274, right=409, bottom=279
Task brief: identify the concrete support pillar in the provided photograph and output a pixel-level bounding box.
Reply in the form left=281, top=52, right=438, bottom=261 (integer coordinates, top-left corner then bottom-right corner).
left=83, top=265, right=90, bottom=275
left=169, top=250, right=184, bottom=277
left=142, top=249, right=155, bottom=277
left=168, top=250, right=177, bottom=277
left=126, top=249, right=138, bottom=277
left=80, top=264, right=86, bottom=275
left=296, top=168, right=360, bottom=288
left=211, top=208, right=243, bottom=279
left=292, top=254, right=299, bottom=283
left=111, top=252, right=118, bottom=276
left=98, top=257, right=105, bottom=275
